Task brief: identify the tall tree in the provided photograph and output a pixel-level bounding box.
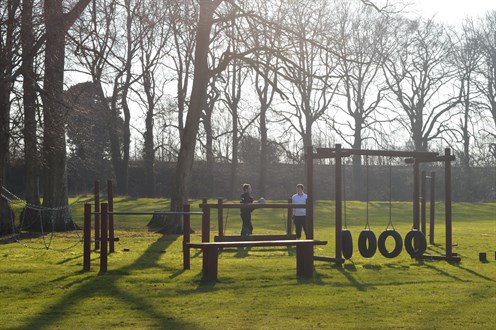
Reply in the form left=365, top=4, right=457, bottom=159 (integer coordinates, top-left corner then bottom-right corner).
left=477, top=11, right=496, bottom=144
left=333, top=0, right=390, bottom=199
left=19, top=0, right=43, bottom=229
left=0, top=0, right=20, bottom=235
left=451, top=19, right=483, bottom=198
left=276, top=0, right=338, bottom=154
left=41, top=0, right=92, bottom=230
left=135, top=0, right=172, bottom=197
left=383, top=18, right=461, bottom=151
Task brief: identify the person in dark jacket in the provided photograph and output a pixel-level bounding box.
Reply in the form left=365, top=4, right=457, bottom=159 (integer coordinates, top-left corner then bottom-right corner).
left=240, top=183, right=254, bottom=236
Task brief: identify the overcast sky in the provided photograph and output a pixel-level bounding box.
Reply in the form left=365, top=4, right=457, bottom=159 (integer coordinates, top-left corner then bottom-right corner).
left=411, top=0, right=495, bottom=23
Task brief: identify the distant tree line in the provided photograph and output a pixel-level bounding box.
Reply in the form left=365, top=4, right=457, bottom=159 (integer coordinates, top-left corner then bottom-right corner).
left=6, top=159, right=496, bottom=202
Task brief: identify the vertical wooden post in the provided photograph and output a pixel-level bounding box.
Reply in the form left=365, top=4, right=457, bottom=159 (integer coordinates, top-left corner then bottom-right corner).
left=421, top=171, right=427, bottom=235
left=335, top=144, right=343, bottom=265
left=445, top=149, right=453, bottom=259
left=183, top=204, right=191, bottom=270
left=107, top=180, right=115, bottom=253
left=100, top=203, right=108, bottom=274
left=287, top=198, right=293, bottom=237
left=94, top=180, right=100, bottom=250
left=217, top=198, right=223, bottom=238
left=429, top=172, right=436, bottom=245
left=201, top=198, right=210, bottom=242
left=83, top=203, right=91, bottom=271
left=413, top=160, right=420, bottom=230
left=305, top=145, right=314, bottom=240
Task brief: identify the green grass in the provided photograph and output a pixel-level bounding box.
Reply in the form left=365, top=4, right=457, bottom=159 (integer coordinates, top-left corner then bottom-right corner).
left=1, top=198, right=495, bottom=329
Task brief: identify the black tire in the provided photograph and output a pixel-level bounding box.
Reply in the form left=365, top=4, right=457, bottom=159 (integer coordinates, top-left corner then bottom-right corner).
left=358, top=230, right=377, bottom=258
left=378, top=230, right=403, bottom=258
left=342, top=229, right=353, bottom=259
left=404, top=230, right=427, bottom=258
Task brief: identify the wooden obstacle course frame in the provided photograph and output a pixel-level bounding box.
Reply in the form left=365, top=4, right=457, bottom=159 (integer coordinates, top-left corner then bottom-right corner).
left=305, top=144, right=461, bottom=265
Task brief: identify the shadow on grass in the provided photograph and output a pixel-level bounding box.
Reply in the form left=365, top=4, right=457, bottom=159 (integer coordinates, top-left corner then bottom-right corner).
left=415, top=260, right=467, bottom=282
left=14, top=234, right=196, bottom=330
left=336, top=264, right=367, bottom=291
left=452, top=263, right=496, bottom=282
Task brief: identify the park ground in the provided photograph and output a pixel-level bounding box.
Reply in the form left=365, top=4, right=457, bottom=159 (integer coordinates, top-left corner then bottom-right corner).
left=1, top=198, right=495, bottom=329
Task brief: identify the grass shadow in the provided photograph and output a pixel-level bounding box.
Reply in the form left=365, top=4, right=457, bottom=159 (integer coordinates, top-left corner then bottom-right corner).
left=416, top=260, right=467, bottom=282
left=14, top=234, right=196, bottom=330
left=452, top=263, right=496, bottom=282
left=336, top=265, right=367, bottom=291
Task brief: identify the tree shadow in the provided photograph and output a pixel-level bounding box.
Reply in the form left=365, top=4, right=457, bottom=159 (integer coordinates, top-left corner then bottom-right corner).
left=14, top=234, right=196, bottom=330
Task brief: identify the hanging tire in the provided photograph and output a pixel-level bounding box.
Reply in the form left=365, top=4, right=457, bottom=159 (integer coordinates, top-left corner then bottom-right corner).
left=342, top=229, right=353, bottom=259
left=378, top=229, right=403, bottom=258
left=404, top=230, right=427, bottom=258
left=358, top=230, right=377, bottom=258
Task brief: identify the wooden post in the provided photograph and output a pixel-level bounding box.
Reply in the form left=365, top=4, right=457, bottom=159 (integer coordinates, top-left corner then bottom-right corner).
left=421, top=171, right=427, bottom=235
left=100, top=203, right=108, bottom=274
left=94, top=180, right=100, bottom=250
left=305, top=145, right=314, bottom=240
left=429, top=172, right=436, bottom=245
left=335, top=144, right=343, bottom=265
left=445, top=148, right=453, bottom=259
left=183, top=204, right=191, bottom=270
left=287, top=198, right=292, bottom=237
left=201, top=198, right=210, bottom=242
left=83, top=203, right=91, bottom=271
left=107, top=180, right=115, bottom=253
left=217, top=198, right=223, bottom=238
left=413, top=161, right=420, bottom=230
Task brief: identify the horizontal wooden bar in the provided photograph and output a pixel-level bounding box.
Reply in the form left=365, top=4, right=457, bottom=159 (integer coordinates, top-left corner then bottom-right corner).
left=199, top=203, right=306, bottom=209
left=214, top=234, right=297, bottom=242
left=91, top=211, right=203, bottom=215
left=405, top=155, right=456, bottom=164
left=316, top=147, right=438, bottom=159
left=186, top=239, right=327, bottom=249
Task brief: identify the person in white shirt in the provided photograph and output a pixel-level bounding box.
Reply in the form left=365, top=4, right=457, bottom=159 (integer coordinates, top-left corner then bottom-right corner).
left=291, top=183, right=308, bottom=239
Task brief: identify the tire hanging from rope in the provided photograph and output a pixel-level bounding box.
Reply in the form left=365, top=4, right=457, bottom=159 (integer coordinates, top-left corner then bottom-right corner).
left=378, top=157, right=403, bottom=258
left=341, top=160, right=353, bottom=259
left=358, top=155, right=377, bottom=258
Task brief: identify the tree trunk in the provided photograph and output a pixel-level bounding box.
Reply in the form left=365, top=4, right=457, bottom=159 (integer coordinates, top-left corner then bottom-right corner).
left=352, top=121, right=363, bottom=201
left=143, top=104, right=155, bottom=197
left=41, top=0, right=72, bottom=231
left=149, top=0, right=219, bottom=233
left=41, top=0, right=92, bottom=231
left=21, top=0, right=42, bottom=229
left=259, top=105, right=268, bottom=198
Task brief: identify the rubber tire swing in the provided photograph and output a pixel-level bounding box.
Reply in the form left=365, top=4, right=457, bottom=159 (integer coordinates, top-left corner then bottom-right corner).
left=378, top=229, right=403, bottom=258
left=342, top=229, right=353, bottom=259
left=404, top=230, right=427, bottom=258
left=358, top=230, right=377, bottom=258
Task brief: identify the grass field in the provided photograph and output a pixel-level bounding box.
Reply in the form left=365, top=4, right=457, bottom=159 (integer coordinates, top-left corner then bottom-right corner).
left=1, top=197, right=495, bottom=329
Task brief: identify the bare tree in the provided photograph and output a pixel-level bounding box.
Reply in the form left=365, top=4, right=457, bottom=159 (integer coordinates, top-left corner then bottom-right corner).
left=276, top=0, right=339, bottom=154
left=476, top=11, right=496, bottom=144
left=383, top=18, right=461, bottom=152
left=69, top=0, right=143, bottom=195
left=332, top=0, right=391, bottom=199
left=134, top=0, right=172, bottom=197
left=450, top=19, right=484, bottom=198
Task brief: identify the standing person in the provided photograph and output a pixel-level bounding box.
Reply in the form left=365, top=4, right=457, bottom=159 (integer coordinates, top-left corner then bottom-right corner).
left=240, top=183, right=254, bottom=236
left=292, top=184, right=308, bottom=239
